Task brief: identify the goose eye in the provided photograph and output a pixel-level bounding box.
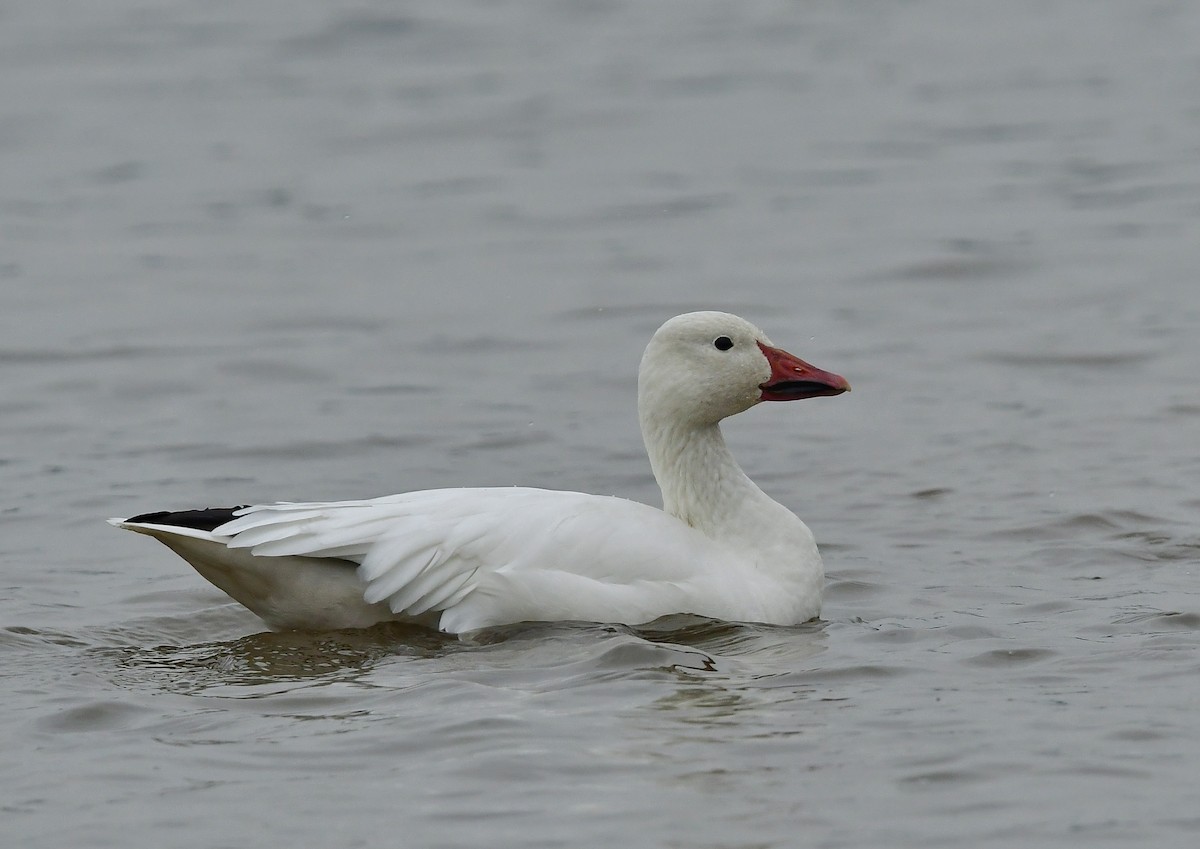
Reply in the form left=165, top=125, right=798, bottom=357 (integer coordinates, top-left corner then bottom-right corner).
left=713, top=336, right=734, bottom=351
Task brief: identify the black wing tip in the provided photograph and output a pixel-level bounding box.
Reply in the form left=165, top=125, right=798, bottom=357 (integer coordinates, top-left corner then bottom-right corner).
left=125, top=506, right=250, bottom=532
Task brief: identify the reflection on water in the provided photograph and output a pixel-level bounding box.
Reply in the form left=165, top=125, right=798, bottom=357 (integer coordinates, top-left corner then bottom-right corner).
left=101, top=623, right=454, bottom=696
left=51, top=616, right=837, bottom=729
left=85, top=618, right=794, bottom=699
left=648, top=685, right=759, bottom=727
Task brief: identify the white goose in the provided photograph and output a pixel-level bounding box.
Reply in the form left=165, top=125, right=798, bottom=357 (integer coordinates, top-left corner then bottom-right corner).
left=110, top=311, right=849, bottom=633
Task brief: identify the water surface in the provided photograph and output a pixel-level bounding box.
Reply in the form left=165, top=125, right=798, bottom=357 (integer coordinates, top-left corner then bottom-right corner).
left=3, top=2, right=1199, bottom=847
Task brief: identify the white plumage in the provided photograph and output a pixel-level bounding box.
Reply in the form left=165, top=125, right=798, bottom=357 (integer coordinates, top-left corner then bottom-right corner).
left=110, top=311, right=849, bottom=633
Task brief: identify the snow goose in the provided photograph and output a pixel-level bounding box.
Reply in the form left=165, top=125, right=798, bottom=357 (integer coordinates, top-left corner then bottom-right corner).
left=110, top=311, right=849, bottom=633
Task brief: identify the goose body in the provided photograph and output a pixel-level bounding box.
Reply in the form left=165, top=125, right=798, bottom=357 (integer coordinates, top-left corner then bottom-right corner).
left=111, top=312, right=849, bottom=633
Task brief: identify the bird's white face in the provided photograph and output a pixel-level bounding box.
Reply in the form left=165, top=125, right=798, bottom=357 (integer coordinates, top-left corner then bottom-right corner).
left=638, top=311, right=849, bottom=427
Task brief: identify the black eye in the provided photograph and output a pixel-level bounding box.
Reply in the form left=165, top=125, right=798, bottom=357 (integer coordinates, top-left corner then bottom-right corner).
left=713, top=336, right=734, bottom=351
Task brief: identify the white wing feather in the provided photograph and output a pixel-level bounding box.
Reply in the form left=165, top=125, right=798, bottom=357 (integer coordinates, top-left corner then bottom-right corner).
left=214, top=488, right=738, bottom=631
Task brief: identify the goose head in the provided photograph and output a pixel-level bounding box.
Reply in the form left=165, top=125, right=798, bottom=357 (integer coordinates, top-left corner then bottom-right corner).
left=638, top=311, right=850, bottom=429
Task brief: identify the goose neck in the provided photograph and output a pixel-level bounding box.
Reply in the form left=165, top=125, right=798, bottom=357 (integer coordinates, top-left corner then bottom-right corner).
left=640, top=415, right=763, bottom=532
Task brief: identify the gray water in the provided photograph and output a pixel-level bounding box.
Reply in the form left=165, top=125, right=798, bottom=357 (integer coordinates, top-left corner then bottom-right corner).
left=3, top=1, right=1199, bottom=846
